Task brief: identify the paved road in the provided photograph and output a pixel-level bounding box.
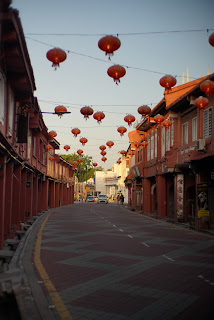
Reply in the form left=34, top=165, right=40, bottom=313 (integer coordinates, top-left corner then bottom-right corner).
left=32, top=203, right=214, bottom=320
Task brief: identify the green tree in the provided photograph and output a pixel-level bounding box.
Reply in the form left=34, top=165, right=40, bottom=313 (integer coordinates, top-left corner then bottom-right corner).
left=60, top=153, right=103, bottom=182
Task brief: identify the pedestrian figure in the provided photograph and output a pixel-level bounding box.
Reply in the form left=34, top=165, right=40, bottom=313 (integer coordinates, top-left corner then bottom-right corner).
left=120, top=193, right=124, bottom=205
left=117, top=194, right=120, bottom=204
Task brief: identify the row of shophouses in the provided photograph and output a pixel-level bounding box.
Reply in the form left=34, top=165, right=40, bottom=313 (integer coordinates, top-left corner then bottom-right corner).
left=125, top=74, right=214, bottom=230
left=0, top=2, right=75, bottom=248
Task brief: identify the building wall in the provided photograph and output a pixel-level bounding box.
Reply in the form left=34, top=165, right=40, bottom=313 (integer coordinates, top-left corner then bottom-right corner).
left=126, top=75, right=214, bottom=229
left=0, top=4, right=74, bottom=248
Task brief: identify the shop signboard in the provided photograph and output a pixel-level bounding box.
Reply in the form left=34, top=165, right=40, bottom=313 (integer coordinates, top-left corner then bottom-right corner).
left=198, top=183, right=209, bottom=217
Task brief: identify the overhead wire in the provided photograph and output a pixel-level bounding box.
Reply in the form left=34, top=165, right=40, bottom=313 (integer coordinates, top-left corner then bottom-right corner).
left=24, top=28, right=212, bottom=79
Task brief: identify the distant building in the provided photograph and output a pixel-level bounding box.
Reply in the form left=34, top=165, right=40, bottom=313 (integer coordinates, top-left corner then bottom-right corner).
left=95, top=171, right=118, bottom=197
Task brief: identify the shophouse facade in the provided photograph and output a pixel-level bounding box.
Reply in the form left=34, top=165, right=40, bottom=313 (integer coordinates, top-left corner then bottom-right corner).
left=0, top=2, right=75, bottom=248
left=126, top=74, right=214, bottom=230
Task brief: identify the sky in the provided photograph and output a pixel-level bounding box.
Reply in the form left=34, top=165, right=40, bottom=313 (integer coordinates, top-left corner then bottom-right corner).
left=12, top=0, right=214, bottom=170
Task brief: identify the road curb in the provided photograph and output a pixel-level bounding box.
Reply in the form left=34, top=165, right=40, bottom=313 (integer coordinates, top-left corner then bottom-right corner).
left=6, top=210, right=58, bottom=320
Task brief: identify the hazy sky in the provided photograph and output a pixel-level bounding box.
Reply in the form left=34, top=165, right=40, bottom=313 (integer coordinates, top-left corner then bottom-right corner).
left=12, top=0, right=214, bottom=169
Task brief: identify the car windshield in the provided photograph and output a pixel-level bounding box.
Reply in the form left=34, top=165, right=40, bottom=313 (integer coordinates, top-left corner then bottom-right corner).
left=88, top=196, right=94, bottom=199
left=99, top=195, right=107, bottom=198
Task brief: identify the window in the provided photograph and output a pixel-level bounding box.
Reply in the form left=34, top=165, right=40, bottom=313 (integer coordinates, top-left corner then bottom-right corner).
left=204, top=108, right=212, bottom=138
left=154, top=129, right=157, bottom=158
left=192, top=117, right=197, bottom=141
left=161, top=127, right=165, bottom=157
left=183, top=122, right=188, bottom=145
left=166, top=127, right=170, bottom=151
left=151, top=132, right=154, bottom=159
left=0, top=72, right=5, bottom=124
left=33, top=137, right=37, bottom=157
left=8, top=87, right=14, bottom=136
left=147, top=134, right=150, bottom=161
left=171, top=120, right=174, bottom=146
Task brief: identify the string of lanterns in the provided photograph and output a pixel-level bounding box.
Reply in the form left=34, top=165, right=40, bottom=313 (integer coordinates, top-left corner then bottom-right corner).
left=44, top=31, right=214, bottom=167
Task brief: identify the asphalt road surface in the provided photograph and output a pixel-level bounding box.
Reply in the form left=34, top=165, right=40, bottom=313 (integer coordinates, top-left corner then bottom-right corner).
left=32, top=202, right=214, bottom=320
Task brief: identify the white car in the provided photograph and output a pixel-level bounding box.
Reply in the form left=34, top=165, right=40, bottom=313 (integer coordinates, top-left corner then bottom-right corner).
left=97, top=194, right=108, bottom=204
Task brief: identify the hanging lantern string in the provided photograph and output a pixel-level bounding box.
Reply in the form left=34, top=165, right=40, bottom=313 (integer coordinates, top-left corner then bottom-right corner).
left=26, top=36, right=197, bottom=79
left=26, top=28, right=214, bottom=37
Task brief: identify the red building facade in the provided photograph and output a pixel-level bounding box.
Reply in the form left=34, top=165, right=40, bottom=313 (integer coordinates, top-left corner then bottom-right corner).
left=126, top=74, right=214, bottom=230
left=0, top=2, right=75, bottom=248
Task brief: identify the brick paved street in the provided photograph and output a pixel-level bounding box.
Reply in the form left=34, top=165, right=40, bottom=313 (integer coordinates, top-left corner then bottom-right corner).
left=34, top=203, right=214, bottom=320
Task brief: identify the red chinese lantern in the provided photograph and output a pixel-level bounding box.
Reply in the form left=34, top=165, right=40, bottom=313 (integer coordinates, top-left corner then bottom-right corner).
left=200, top=80, right=214, bottom=96
left=117, top=126, right=127, bottom=137
left=54, top=105, right=68, bottom=117
left=77, top=158, right=82, bottom=163
left=208, top=32, right=214, bottom=47
left=101, top=157, right=107, bottom=162
left=134, top=141, right=141, bottom=149
left=64, top=145, right=70, bottom=151
left=48, top=130, right=57, bottom=139
left=77, top=149, right=83, bottom=156
left=141, top=141, right=148, bottom=148
left=138, top=105, right=151, bottom=118
left=194, top=96, right=209, bottom=111
left=159, top=75, right=177, bottom=92
left=79, top=137, right=88, bottom=146
left=124, top=114, right=135, bottom=126
left=154, top=114, right=164, bottom=126
left=92, top=162, right=98, bottom=167
left=49, top=156, right=54, bottom=161
left=71, top=128, right=81, bottom=138
left=98, top=35, right=121, bottom=60
left=163, top=119, right=172, bottom=130
left=100, top=150, right=107, bottom=156
left=72, top=161, right=77, bottom=166
left=107, top=65, right=126, bottom=85
left=93, top=111, right=105, bottom=124
left=99, top=145, right=106, bottom=151
left=46, top=48, right=67, bottom=69
left=120, top=150, right=126, bottom=155
left=117, top=160, right=122, bottom=164
left=45, top=145, right=52, bottom=151
left=106, top=141, right=114, bottom=148
left=80, top=106, right=93, bottom=119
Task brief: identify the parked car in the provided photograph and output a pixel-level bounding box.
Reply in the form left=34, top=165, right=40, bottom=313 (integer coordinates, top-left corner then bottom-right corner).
left=97, top=194, right=108, bottom=204
left=87, top=196, right=95, bottom=202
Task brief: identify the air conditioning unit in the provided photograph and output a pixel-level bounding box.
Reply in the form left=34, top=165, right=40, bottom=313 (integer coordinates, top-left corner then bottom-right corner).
left=197, top=139, right=205, bottom=151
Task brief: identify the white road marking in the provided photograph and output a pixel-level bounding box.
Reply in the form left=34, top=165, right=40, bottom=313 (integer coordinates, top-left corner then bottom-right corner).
left=141, top=242, right=150, bottom=247
left=119, top=229, right=124, bottom=232
left=162, top=254, right=175, bottom=262
left=113, top=225, right=116, bottom=227
left=128, top=235, right=133, bottom=238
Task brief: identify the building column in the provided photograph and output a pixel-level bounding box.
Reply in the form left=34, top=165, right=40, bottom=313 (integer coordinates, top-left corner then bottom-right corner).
left=143, top=178, right=151, bottom=214
left=20, top=169, right=27, bottom=222
left=11, top=165, right=21, bottom=227
left=0, top=155, right=6, bottom=248
left=63, top=184, right=67, bottom=205
left=59, top=183, right=63, bottom=206
left=32, top=175, right=39, bottom=216
left=38, top=178, right=42, bottom=213
left=26, top=172, right=33, bottom=219
left=4, top=164, right=13, bottom=238
left=156, top=174, right=167, bottom=217
left=55, top=182, right=60, bottom=207
left=42, top=178, right=49, bottom=211
left=49, top=180, right=56, bottom=208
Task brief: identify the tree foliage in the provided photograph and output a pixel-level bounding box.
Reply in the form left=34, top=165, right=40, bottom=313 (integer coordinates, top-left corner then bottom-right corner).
left=60, top=153, right=103, bottom=182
